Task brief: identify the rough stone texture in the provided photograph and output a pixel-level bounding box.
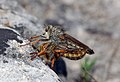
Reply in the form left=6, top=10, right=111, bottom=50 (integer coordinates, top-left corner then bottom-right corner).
left=0, top=0, right=62, bottom=82
left=0, top=56, right=61, bottom=82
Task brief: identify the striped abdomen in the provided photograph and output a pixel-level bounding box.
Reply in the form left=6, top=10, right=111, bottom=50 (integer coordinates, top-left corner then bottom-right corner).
left=60, top=48, right=89, bottom=60
left=62, top=53, right=85, bottom=60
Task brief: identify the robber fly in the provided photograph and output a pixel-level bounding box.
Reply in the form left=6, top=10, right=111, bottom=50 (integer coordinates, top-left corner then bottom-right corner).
left=21, top=25, right=94, bottom=68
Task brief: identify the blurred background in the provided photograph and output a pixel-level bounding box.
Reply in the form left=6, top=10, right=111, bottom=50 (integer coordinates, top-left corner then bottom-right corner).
left=1, top=0, right=120, bottom=82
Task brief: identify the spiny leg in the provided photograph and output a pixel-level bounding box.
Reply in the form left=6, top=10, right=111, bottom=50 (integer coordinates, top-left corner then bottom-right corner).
left=30, top=46, right=46, bottom=60
left=50, top=50, right=65, bottom=68
left=51, top=58, right=55, bottom=69
left=20, top=34, right=42, bottom=47
left=30, top=44, right=46, bottom=60
left=54, top=49, right=66, bottom=57
left=30, top=51, right=46, bottom=60
left=37, top=49, right=46, bottom=57
left=30, top=39, right=41, bottom=45
left=31, top=55, right=37, bottom=60
left=55, top=49, right=65, bottom=53
left=28, top=35, right=50, bottom=45
left=29, top=35, right=41, bottom=40
left=30, top=42, right=51, bottom=61
left=20, top=39, right=41, bottom=47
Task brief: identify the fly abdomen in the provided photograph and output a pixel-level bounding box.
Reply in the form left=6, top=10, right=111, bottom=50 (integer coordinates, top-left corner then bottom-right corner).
left=62, top=53, right=85, bottom=60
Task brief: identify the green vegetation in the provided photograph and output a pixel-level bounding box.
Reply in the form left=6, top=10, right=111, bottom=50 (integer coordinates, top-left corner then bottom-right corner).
left=80, top=57, right=96, bottom=82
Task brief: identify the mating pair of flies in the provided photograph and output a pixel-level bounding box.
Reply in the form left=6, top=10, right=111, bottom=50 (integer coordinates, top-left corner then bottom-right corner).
left=21, top=25, right=94, bottom=68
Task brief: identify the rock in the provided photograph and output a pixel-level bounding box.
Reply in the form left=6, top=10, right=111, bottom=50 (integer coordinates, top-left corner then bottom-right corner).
left=0, top=56, right=62, bottom=82
left=0, top=0, right=62, bottom=82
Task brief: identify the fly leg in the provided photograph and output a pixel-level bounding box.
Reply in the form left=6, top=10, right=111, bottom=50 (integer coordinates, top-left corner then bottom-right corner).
left=19, top=35, right=41, bottom=47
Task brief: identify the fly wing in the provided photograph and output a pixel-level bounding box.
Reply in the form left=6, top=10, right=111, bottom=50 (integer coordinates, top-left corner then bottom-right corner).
left=58, top=33, right=94, bottom=55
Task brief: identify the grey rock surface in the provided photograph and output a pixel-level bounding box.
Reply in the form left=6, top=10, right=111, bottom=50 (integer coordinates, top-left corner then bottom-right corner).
left=0, top=56, right=61, bottom=82
left=0, top=0, right=62, bottom=82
